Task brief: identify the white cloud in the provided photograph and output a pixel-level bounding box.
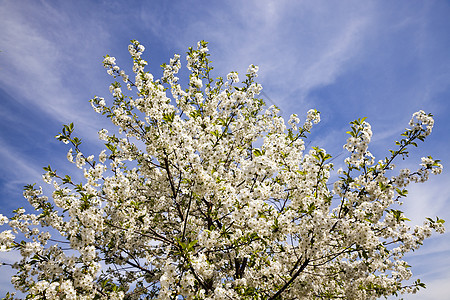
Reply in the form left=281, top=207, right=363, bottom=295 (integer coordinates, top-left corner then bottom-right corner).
left=0, top=1, right=111, bottom=141
left=138, top=1, right=374, bottom=110
left=0, top=138, right=42, bottom=183
left=402, top=176, right=450, bottom=226
left=412, top=275, right=450, bottom=300
left=297, top=17, right=368, bottom=97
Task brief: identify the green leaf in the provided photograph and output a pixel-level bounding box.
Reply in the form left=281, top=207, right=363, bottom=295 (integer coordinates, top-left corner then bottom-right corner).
left=395, top=188, right=408, bottom=197
left=187, top=240, right=198, bottom=251
left=163, top=111, right=175, bottom=123
left=436, top=217, right=445, bottom=224
left=253, top=148, right=262, bottom=157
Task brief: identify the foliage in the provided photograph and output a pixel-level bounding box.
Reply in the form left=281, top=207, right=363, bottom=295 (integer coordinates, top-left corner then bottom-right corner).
left=0, top=40, right=444, bottom=299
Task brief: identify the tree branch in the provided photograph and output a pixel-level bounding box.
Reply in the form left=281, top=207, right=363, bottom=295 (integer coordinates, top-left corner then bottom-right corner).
left=269, top=257, right=310, bottom=300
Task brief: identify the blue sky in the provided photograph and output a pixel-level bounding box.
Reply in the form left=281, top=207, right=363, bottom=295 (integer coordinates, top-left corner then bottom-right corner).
left=0, top=0, right=449, bottom=298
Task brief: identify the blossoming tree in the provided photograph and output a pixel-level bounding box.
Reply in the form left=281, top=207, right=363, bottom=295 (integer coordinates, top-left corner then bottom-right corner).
left=0, top=40, right=445, bottom=300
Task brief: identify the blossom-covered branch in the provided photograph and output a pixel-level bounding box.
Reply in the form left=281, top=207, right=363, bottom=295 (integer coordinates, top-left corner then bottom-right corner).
left=0, top=40, right=444, bottom=300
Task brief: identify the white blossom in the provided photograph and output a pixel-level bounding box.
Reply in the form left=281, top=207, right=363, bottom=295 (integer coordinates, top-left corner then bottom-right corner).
left=0, top=40, right=444, bottom=300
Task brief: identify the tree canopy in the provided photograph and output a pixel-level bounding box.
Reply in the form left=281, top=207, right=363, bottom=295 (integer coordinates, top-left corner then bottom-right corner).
left=0, top=40, right=445, bottom=300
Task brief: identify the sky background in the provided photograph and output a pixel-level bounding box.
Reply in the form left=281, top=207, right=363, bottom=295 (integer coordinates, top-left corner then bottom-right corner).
left=0, top=0, right=449, bottom=298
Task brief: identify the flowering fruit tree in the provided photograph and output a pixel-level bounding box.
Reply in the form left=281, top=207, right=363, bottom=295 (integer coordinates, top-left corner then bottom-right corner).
left=0, top=40, right=445, bottom=299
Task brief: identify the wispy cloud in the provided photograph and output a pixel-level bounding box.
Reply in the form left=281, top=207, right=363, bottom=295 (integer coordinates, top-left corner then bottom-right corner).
left=297, top=17, right=368, bottom=98
left=413, top=276, right=450, bottom=300
left=138, top=1, right=373, bottom=110
left=0, top=1, right=111, bottom=140
left=0, top=136, right=43, bottom=182
left=402, top=176, right=450, bottom=226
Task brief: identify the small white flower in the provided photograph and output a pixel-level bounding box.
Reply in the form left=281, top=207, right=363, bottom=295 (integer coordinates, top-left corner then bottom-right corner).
left=98, top=129, right=108, bottom=141
left=102, top=56, right=116, bottom=66
left=190, top=77, right=203, bottom=88
left=247, top=64, right=259, bottom=75
left=99, top=150, right=107, bottom=163
left=227, top=72, right=239, bottom=83
left=0, top=214, right=8, bottom=226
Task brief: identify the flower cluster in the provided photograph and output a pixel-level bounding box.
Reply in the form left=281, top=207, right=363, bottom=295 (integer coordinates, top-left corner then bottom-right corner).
left=0, top=41, right=444, bottom=300
left=409, top=110, right=434, bottom=136
left=343, top=118, right=373, bottom=167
